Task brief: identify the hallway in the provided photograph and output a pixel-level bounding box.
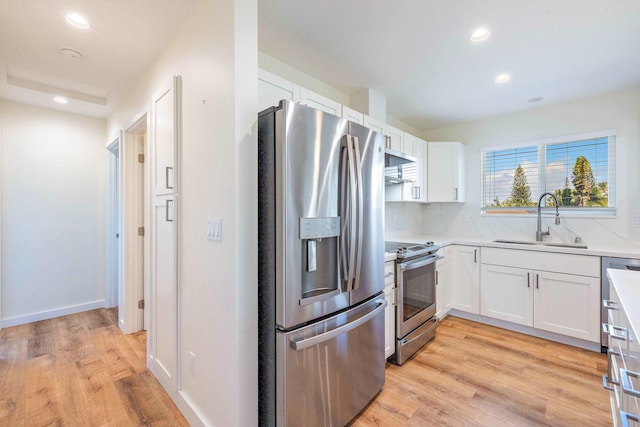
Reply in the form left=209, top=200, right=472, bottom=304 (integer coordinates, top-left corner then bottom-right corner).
left=0, top=308, right=187, bottom=426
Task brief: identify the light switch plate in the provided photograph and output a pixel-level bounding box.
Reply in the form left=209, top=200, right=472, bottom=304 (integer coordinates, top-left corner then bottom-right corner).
left=632, top=215, right=640, bottom=228
left=207, top=218, right=222, bottom=241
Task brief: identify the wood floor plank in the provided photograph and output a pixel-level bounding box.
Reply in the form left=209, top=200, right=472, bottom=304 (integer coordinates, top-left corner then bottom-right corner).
left=0, top=308, right=187, bottom=426
left=352, top=316, right=611, bottom=426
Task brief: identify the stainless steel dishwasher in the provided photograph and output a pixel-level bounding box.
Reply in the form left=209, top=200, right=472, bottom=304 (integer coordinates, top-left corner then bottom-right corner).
left=601, top=256, right=640, bottom=352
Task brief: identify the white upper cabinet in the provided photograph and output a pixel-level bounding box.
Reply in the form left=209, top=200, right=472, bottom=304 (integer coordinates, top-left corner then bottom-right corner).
left=401, top=133, right=427, bottom=203
left=341, top=105, right=365, bottom=125
left=364, top=116, right=404, bottom=152
left=427, top=141, right=465, bottom=202
left=385, top=125, right=404, bottom=152
left=299, top=88, right=341, bottom=116
left=363, top=116, right=386, bottom=138
left=258, top=69, right=300, bottom=111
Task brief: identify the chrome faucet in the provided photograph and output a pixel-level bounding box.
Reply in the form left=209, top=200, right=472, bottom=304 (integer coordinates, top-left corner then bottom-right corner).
left=536, top=192, right=560, bottom=241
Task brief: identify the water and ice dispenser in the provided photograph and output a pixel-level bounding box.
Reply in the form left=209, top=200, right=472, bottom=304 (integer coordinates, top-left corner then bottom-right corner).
left=299, top=217, right=341, bottom=304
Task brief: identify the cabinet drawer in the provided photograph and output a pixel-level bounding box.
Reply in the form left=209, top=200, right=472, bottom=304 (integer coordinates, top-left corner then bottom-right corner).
left=384, top=261, right=395, bottom=286
left=483, top=247, right=599, bottom=277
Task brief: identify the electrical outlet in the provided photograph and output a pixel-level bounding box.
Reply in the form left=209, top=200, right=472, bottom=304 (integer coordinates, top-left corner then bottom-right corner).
left=632, top=215, right=640, bottom=228
left=463, top=210, right=471, bottom=222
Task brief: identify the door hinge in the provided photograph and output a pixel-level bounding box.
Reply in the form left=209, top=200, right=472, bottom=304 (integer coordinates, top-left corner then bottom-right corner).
left=138, top=154, right=145, bottom=163
left=138, top=299, right=145, bottom=309
left=137, top=227, right=145, bottom=236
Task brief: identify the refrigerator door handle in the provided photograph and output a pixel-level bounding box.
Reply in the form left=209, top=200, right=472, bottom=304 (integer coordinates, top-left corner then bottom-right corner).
left=290, top=299, right=387, bottom=351
left=344, top=137, right=358, bottom=290
left=339, top=148, right=349, bottom=287
left=351, top=135, right=364, bottom=290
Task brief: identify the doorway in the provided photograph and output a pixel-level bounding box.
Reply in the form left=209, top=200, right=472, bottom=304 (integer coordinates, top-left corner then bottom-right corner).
left=119, top=114, right=149, bottom=334
left=105, top=136, right=120, bottom=315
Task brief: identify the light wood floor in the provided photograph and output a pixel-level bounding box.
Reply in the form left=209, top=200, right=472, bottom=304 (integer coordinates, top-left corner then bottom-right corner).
left=353, top=316, right=612, bottom=426
left=0, top=308, right=188, bottom=426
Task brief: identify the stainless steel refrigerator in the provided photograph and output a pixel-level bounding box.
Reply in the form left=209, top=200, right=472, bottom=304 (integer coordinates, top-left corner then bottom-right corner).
left=258, top=100, right=387, bottom=427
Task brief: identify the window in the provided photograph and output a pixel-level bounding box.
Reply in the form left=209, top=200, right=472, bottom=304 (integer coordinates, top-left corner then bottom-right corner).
left=482, top=130, right=616, bottom=216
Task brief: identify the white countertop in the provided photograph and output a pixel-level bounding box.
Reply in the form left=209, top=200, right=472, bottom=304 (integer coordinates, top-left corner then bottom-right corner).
left=607, top=269, right=640, bottom=340
left=384, top=252, right=397, bottom=262
left=384, top=234, right=640, bottom=259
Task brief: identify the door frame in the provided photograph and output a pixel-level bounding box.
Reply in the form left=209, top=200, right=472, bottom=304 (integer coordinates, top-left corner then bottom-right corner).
left=105, top=135, right=121, bottom=312
left=119, top=112, right=150, bottom=334
left=0, top=129, right=3, bottom=330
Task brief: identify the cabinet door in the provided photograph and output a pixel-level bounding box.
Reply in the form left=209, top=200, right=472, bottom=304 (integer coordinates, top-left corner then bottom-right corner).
left=341, top=105, right=364, bottom=125
left=533, top=271, right=600, bottom=342
left=451, top=246, right=480, bottom=314
left=299, top=88, right=341, bottom=116
left=151, top=76, right=181, bottom=196
left=363, top=116, right=385, bottom=138
left=436, top=247, right=451, bottom=319
left=427, top=141, right=464, bottom=202
left=150, top=194, right=178, bottom=388
left=385, top=125, right=403, bottom=152
left=481, top=264, right=533, bottom=326
left=401, top=135, right=427, bottom=202
left=258, top=69, right=300, bottom=111
left=384, top=284, right=396, bottom=359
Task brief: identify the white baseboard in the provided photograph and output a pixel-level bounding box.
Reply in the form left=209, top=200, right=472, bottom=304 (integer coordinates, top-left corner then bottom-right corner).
left=148, top=362, right=208, bottom=427
left=1, top=299, right=106, bottom=328
left=447, top=309, right=601, bottom=352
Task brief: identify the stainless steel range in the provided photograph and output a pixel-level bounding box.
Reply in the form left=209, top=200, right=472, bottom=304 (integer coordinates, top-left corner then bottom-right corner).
left=385, top=241, right=439, bottom=365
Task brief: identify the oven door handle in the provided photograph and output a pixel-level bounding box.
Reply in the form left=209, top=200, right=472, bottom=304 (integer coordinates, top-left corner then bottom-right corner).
left=399, top=254, right=437, bottom=271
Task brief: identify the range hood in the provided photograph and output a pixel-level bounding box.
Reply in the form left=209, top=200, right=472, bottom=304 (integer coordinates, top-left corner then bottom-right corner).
left=384, top=148, right=417, bottom=185
left=384, top=147, right=417, bottom=167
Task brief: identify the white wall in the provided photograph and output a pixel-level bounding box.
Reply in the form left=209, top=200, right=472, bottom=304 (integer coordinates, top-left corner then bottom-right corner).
left=0, top=100, right=106, bottom=326
left=107, top=0, right=257, bottom=425
left=422, top=87, right=640, bottom=250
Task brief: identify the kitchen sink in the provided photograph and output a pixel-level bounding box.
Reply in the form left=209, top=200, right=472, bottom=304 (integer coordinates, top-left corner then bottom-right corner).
left=493, top=239, right=588, bottom=249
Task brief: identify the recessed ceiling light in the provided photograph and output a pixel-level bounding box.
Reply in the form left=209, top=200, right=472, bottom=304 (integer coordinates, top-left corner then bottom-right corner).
left=469, top=28, right=491, bottom=42
left=495, top=74, right=511, bottom=84
left=54, top=96, right=69, bottom=104
left=60, top=47, right=84, bottom=60
left=528, top=97, right=544, bottom=103
left=65, top=13, right=90, bottom=29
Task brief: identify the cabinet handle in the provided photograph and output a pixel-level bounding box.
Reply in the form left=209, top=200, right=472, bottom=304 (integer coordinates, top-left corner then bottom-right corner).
left=473, top=249, right=477, bottom=263
left=166, top=166, right=174, bottom=190
left=527, top=272, right=530, bottom=288
left=603, top=300, right=619, bottom=311
left=602, top=323, right=628, bottom=341
left=620, top=411, right=640, bottom=427
left=436, top=271, right=439, bottom=285
left=536, top=273, right=539, bottom=289
left=166, top=199, right=174, bottom=222
left=605, top=349, right=622, bottom=388
left=621, top=369, right=640, bottom=398
left=455, top=187, right=459, bottom=201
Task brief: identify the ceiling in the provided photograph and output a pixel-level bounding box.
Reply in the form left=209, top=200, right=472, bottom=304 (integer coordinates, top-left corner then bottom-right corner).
left=2, top=1, right=639, bottom=129
left=0, top=0, right=197, bottom=118
left=259, top=0, right=640, bottom=129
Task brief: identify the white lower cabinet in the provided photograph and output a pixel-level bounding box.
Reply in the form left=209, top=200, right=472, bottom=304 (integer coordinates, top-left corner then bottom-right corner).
left=384, top=260, right=396, bottom=359
left=451, top=245, right=480, bottom=314
left=436, top=247, right=452, bottom=319
left=480, top=247, right=600, bottom=343
left=533, top=271, right=600, bottom=342
left=480, top=264, right=533, bottom=325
